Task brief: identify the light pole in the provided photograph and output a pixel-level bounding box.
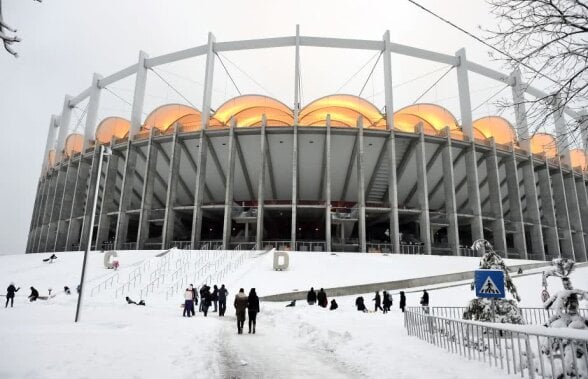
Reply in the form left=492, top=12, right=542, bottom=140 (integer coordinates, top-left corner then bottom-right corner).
left=75, top=145, right=112, bottom=322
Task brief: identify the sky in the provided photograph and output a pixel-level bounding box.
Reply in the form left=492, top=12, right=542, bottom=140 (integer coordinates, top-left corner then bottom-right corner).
left=0, top=0, right=555, bottom=254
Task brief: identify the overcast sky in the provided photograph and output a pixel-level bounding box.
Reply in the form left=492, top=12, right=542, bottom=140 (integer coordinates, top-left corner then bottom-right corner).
left=0, top=0, right=550, bottom=255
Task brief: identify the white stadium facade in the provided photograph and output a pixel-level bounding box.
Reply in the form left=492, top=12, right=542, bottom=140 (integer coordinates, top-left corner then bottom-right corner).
left=26, top=30, right=588, bottom=262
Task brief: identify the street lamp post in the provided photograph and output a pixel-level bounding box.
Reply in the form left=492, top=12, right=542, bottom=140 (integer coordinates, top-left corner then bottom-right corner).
left=75, top=145, right=111, bottom=322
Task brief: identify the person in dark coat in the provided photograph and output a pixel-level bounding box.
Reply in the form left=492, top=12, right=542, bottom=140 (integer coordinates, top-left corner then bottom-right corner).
left=399, top=291, right=406, bottom=313
left=212, top=285, right=219, bottom=312
left=201, top=286, right=212, bottom=317
left=382, top=291, right=391, bottom=314
left=218, top=284, right=228, bottom=316
left=28, top=287, right=39, bottom=302
left=355, top=296, right=367, bottom=312
left=317, top=288, right=328, bottom=308
left=420, top=290, right=429, bottom=314
left=189, top=284, right=198, bottom=308
left=329, top=299, right=338, bottom=310
left=234, top=288, right=248, bottom=334
left=307, top=287, right=317, bottom=305
left=373, top=291, right=383, bottom=312
left=247, top=288, right=260, bottom=334
left=5, top=283, right=20, bottom=308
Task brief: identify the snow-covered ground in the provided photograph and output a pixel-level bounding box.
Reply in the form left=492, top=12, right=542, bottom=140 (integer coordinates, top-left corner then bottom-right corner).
left=0, top=250, right=585, bottom=378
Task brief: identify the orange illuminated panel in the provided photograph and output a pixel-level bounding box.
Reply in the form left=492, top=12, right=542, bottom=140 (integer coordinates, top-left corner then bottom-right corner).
left=95, top=117, right=130, bottom=144
left=175, top=114, right=202, bottom=132
left=299, top=95, right=386, bottom=129
left=569, top=148, right=587, bottom=170
left=394, top=103, right=459, bottom=132
left=144, top=104, right=201, bottom=131
left=64, top=133, right=84, bottom=157
left=212, top=95, right=293, bottom=127
left=472, top=116, right=517, bottom=145
left=394, top=113, right=435, bottom=134
left=529, top=133, right=558, bottom=158
left=47, top=149, right=56, bottom=168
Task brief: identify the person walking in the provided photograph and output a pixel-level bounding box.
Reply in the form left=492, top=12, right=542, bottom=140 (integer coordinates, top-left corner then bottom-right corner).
left=212, top=285, right=219, bottom=312
left=234, top=288, right=248, bottom=334
left=247, top=288, right=260, bottom=334
left=373, top=291, right=383, bottom=312
left=5, top=283, right=20, bottom=308
left=28, top=287, right=39, bottom=302
left=382, top=291, right=391, bottom=314
left=399, top=291, right=406, bottom=313
left=183, top=287, right=195, bottom=317
left=420, top=290, right=429, bottom=314
left=218, top=284, right=228, bottom=316
left=201, top=286, right=212, bottom=317
left=317, top=288, right=328, bottom=308
left=307, top=287, right=316, bottom=305
left=199, top=284, right=208, bottom=312
left=189, top=284, right=198, bottom=309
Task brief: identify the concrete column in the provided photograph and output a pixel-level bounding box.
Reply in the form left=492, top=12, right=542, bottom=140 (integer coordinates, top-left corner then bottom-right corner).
left=256, top=116, right=267, bottom=249
left=325, top=115, right=332, bottom=252
left=510, top=69, right=530, bottom=148
left=357, top=117, right=367, bottom=253
left=551, top=162, right=575, bottom=259
left=56, top=96, right=73, bottom=162
left=33, top=177, right=50, bottom=252
left=415, top=125, right=431, bottom=254
left=563, top=172, right=587, bottom=261
left=552, top=96, right=570, bottom=155
left=485, top=140, right=508, bottom=254
left=56, top=160, right=78, bottom=251
left=83, top=73, right=103, bottom=151
left=383, top=30, right=400, bottom=254
left=291, top=125, right=299, bottom=249
left=41, top=115, right=59, bottom=175
left=52, top=159, right=73, bottom=251
left=191, top=33, right=215, bottom=249
left=521, top=155, right=546, bottom=259
left=293, top=25, right=301, bottom=125
left=46, top=163, right=68, bottom=251
left=536, top=160, right=561, bottom=258
left=441, top=129, right=460, bottom=256
left=137, top=129, right=159, bottom=249
left=456, top=48, right=484, bottom=242
left=114, top=140, right=137, bottom=249
left=129, top=51, right=149, bottom=138
left=505, top=149, right=527, bottom=258
left=162, top=125, right=181, bottom=249
left=222, top=119, right=237, bottom=250
left=26, top=180, right=43, bottom=253
left=575, top=175, right=588, bottom=261
left=39, top=170, right=59, bottom=251
left=79, top=147, right=102, bottom=251
left=96, top=144, right=120, bottom=249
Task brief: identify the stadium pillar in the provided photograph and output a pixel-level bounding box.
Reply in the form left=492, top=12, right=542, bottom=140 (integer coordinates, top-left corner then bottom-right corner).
left=26, top=180, right=42, bottom=253
left=505, top=149, right=528, bottom=259
left=441, top=128, right=460, bottom=256
left=114, top=140, right=137, bottom=250
left=455, top=48, right=484, bottom=243
left=79, top=147, right=102, bottom=251
left=291, top=26, right=301, bottom=251
left=34, top=175, right=51, bottom=252
left=47, top=163, right=68, bottom=251
left=357, top=117, right=367, bottom=253
left=563, top=172, right=587, bottom=262
left=83, top=73, right=103, bottom=151
left=383, top=30, right=400, bottom=254
left=551, top=162, right=575, bottom=259
left=510, top=69, right=545, bottom=259
left=54, top=160, right=76, bottom=251
left=40, top=170, right=59, bottom=252
left=129, top=51, right=149, bottom=138
left=137, top=129, right=159, bottom=249
left=256, top=115, right=267, bottom=250
left=162, top=124, right=181, bottom=249
left=415, top=124, right=431, bottom=254
left=485, top=141, right=507, bottom=255
left=536, top=159, right=561, bottom=258
left=222, top=119, right=237, bottom=250
left=191, top=33, right=215, bottom=249
left=41, top=115, right=59, bottom=175
left=96, top=139, right=120, bottom=250
left=574, top=176, right=588, bottom=261
left=293, top=24, right=301, bottom=124
left=55, top=95, right=73, bottom=162
left=325, top=115, right=332, bottom=252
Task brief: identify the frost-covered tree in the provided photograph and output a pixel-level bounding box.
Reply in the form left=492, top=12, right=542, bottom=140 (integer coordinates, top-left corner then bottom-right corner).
left=540, top=258, right=588, bottom=377
left=462, top=239, right=524, bottom=324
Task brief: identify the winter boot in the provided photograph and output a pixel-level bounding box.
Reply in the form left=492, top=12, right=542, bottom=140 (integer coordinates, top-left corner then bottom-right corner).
left=253, top=325, right=256, bottom=334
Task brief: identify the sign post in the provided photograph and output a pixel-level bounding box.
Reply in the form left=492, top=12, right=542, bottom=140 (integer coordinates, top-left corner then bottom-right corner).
left=475, top=269, right=505, bottom=323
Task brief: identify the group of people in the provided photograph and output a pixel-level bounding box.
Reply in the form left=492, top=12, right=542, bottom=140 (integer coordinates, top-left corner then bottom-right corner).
left=5, top=283, right=75, bottom=307
left=234, top=288, right=259, bottom=334
left=182, top=284, right=230, bottom=318
left=306, top=287, right=338, bottom=310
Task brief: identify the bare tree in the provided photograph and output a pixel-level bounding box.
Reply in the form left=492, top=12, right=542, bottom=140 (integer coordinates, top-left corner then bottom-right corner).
left=487, top=0, right=588, bottom=146
left=0, top=0, right=42, bottom=57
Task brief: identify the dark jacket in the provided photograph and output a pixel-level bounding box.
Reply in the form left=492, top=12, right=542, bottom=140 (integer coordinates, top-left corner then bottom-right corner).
left=202, top=290, right=212, bottom=307
left=400, top=293, right=406, bottom=308
left=6, top=285, right=19, bottom=298
left=211, top=287, right=219, bottom=301
left=248, top=293, right=260, bottom=313
left=29, top=287, right=39, bottom=298
left=307, top=289, right=316, bottom=303
left=421, top=291, right=429, bottom=306
left=330, top=300, right=338, bottom=310
left=218, top=286, right=228, bottom=301
left=355, top=296, right=366, bottom=311
left=234, top=293, right=248, bottom=312
left=317, top=290, right=328, bottom=307
left=373, top=293, right=381, bottom=306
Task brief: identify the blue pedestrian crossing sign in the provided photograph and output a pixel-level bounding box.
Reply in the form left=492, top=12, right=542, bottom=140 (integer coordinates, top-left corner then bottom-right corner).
left=475, top=269, right=505, bottom=298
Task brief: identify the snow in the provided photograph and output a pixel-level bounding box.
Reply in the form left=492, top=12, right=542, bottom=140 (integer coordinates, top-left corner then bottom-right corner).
left=0, top=250, right=581, bottom=378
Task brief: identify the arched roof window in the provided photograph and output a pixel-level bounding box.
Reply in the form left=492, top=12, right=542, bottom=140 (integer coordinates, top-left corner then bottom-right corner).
left=569, top=148, right=587, bottom=170
left=394, top=103, right=459, bottom=133
left=299, top=94, right=386, bottom=128
left=64, top=133, right=84, bottom=157
left=95, top=117, right=130, bottom=144
left=529, top=133, right=558, bottom=158
left=212, top=95, right=293, bottom=127
left=472, top=116, right=517, bottom=145
left=143, top=104, right=201, bottom=131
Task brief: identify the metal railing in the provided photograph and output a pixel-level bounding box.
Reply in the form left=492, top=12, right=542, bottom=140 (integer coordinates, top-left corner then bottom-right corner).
left=296, top=241, right=325, bottom=252
left=398, top=244, right=423, bottom=255
left=405, top=308, right=588, bottom=378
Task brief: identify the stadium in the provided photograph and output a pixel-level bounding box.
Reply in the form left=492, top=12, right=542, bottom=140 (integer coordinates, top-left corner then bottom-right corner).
left=26, top=30, right=588, bottom=262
